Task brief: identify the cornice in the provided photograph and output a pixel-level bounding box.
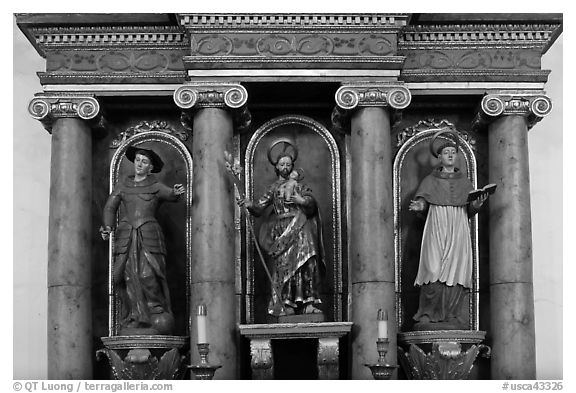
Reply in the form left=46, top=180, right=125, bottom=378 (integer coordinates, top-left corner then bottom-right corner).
left=472, top=90, right=552, bottom=130
left=399, top=23, right=561, bottom=51
left=28, top=26, right=188, bottom=56
left=177, top=14, right=409, bottom=31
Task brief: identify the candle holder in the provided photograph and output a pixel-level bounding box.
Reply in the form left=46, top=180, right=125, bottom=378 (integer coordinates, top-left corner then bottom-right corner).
left=188, top=343, right=222, bottom=380
left=365, top=338, right=398, bottom=380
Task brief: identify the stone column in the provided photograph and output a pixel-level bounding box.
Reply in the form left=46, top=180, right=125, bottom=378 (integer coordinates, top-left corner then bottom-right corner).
left=335, top=83, right=411, bottom=379
left=174, top=83, right=249, bottom=379
left=476, top=92, right=552, bottom=379
left=28, top=95, right=103, bottom=379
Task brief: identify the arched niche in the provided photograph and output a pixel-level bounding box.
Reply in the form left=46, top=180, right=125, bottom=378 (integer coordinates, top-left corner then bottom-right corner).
left=393, top=120, right=479, bottom=332
left=108, top=131, right=193, bottom=336
left=244, top=115, right=343, bottom=323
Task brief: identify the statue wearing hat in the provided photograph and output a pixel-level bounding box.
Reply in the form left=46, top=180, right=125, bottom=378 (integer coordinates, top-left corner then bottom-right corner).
left=100, top=146, right=185, bottom=335
left=408, top=131, right=491, bottom=330
left=239, top=139, right=325, bottom=318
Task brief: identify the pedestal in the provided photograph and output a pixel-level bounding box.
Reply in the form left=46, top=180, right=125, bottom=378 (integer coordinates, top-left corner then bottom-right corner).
left=397, top=330, right=489, bottom=380
left=239, top=322, right=352, bottom=379
left=98, top=336, right=188, bottom=380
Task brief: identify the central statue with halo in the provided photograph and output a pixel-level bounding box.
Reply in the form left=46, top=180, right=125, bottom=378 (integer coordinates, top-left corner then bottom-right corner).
left=227, top=139, right=326, bottom=322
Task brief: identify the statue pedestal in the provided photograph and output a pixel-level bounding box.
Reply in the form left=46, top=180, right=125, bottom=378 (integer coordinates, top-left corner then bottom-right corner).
left=239, top=322, right=352, bottom=379
left=97, top=336, right=189, bottom=380
left=397, top=330, right=490, bottom=380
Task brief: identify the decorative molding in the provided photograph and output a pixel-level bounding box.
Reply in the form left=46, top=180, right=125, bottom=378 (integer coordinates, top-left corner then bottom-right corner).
left=28, top=94, right=104, bottom=133
left=30, top=26, right=187, bottom=52
left=38, top=71, right=187, bottom=85
left=178, top=14, right=409, bottom=30
left=335, top=82, right=411, bottom=110
left=173, top=82, right=248, bottom=109
left=110, top=120, right=189, bottom=149
left=401, top=69, right=550, bottom=83
left=182, top=55, right=406, bottom=70
left=399, top=24, right=561, bottom=51
left=473, top=91, right=552, bottom=129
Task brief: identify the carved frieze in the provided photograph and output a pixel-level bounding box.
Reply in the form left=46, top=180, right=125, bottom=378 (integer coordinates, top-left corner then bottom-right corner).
left=28, top=94, right=104, bottom=133
left=403, top=49, right=541, bottom=70
left=335, top=83, right=411, bottom=110
left=46, top=50, right=186, bottom=73
left=188, top=33, right=395, bottom=57
left=473, top=91, right=552, bottom=129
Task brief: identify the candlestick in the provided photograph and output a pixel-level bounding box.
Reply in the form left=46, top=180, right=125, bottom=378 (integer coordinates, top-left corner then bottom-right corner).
left=197, top=304, right=208, bottom=344
left=377, top=309, right=388, bottom=339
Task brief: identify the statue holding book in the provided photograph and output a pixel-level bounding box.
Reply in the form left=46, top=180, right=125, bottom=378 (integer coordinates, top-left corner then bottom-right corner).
left=408, top=131, right=494, bottom=330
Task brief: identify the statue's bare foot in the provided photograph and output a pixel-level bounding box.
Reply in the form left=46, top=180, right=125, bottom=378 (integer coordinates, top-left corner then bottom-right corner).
left=304, top=304, right=322, bottom=314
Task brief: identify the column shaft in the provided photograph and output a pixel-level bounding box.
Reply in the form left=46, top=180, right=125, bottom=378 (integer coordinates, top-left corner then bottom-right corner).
left=349, top=107, right=396, bottom=379
left=190, top=108, right=237, bottom=379
left=488, top=115, right=536, bottom=379
left=47, top=118, right=93, bottom=379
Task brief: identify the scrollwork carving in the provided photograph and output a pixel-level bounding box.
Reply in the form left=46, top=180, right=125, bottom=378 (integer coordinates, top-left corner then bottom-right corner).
left=110, top=121, right=189, bottom=149
left=28, top=95, right=103, bottom=133
left=335, top=83, right=411, bottom=110
left=174, top=83, right=248, bottom=110
left=396, top=119, right=476, bottom=151
left=398, top=343, right=482, bottom=380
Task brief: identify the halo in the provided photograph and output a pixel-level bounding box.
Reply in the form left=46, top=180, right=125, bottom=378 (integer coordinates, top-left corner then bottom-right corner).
left=429, top=129, right=460, bottom=158
left=267, top=138, right=298, bottom=165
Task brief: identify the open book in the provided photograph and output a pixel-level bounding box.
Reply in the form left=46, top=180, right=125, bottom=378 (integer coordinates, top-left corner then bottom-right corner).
left=467, top=183, right=497, bottom=202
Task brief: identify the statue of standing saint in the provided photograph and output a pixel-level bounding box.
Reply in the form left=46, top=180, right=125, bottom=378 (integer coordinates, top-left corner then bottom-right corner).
left=101, top=146, right=185, bottom=335
left=409, top=131, right=490, bottom=330
left=238, top=140, right=326, bottom=318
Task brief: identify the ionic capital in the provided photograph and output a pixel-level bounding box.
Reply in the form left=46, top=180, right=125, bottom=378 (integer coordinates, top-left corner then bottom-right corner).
left=28, top=94, right=104, bottom=133
left=174, top=82, right=251, bottom=132
left=474, top=91, right=552, bottom=129
left=173, top=82, right=248, bottom=110
left=335, top=82, right=411, bottom=111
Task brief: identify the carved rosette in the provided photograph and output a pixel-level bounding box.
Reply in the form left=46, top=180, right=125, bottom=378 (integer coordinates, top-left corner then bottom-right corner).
left=474, top=92, right=552, bottom=129
left=28, top=95, right=104, bottom=133
left=335, top=83, right=411, bottom=110
left=173, top=83, right=251, bottom=131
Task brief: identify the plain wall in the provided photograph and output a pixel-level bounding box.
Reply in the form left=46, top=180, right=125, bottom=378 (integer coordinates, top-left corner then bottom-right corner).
left=12, top=18, right=564, bottom=380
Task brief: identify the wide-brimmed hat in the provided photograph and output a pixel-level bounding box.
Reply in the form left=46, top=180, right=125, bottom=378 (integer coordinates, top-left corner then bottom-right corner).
left=125, top=146, right=164, bottom=173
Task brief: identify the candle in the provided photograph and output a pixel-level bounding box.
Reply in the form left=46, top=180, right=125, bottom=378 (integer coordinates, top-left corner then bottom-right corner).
left=377, top=309, right=388, bottom=339
left=197, top=304, right=208, bottom=344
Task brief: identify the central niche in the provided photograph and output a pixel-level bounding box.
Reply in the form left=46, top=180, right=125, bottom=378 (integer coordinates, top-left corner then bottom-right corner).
left=241, top=115, right=344, bottom=323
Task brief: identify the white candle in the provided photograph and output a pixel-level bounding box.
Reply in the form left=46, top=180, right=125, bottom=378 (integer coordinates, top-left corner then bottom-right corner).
left=197, top=304, right=208, bottom=344
left=377, top=309, right=388, bottom=339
